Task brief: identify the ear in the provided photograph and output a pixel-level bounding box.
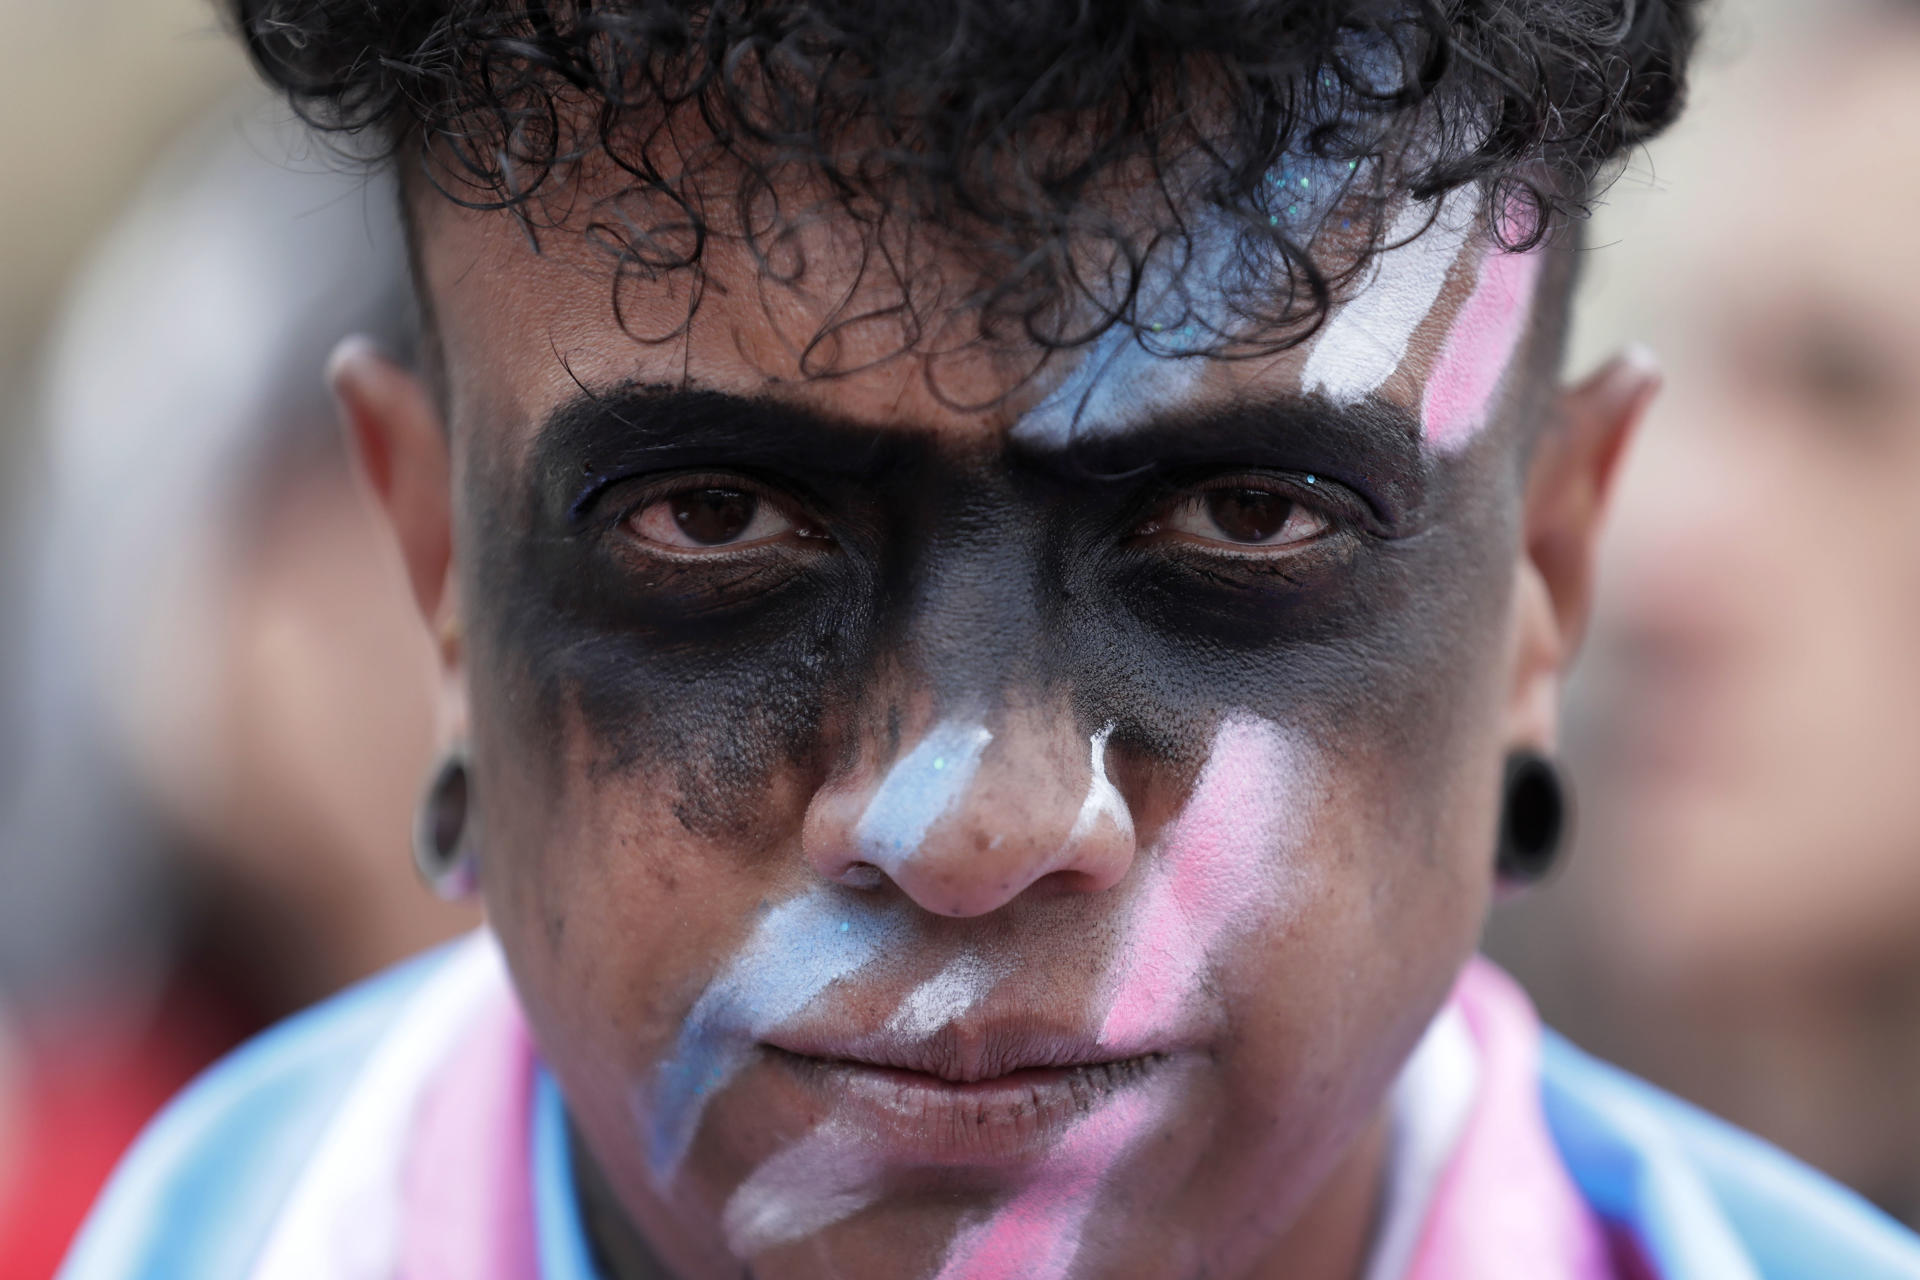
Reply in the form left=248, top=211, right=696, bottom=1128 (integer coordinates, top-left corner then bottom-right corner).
left=1505, top=347, right=1661, bottom=750
left=329, top=336, right=461, bottom=678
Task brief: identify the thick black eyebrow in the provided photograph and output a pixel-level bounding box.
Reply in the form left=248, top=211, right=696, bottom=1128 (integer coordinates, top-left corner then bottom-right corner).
left=1012, top=395, right=1433, bottom=526
left=528, top=383, right=908, bottom=525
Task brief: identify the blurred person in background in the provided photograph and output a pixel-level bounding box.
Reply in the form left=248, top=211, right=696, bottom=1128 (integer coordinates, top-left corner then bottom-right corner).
left=1490, top=1, right=1920, bottom=1229
left=0, top=95, right=477, bottom=1273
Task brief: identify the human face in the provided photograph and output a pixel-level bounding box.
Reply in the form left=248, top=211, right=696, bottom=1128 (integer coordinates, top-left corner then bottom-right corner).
left=1567, top=36, right=1920, bottom=990
left=358, top=168, right=1599, bottom=1280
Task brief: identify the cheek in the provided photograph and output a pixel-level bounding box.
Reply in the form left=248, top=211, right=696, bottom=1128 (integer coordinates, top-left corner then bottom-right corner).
left=458, top=453, right=866, bottom=844
left=471, top=697, right=830, bottom=1142
left=1098, top=715, right=1313, bottom=1052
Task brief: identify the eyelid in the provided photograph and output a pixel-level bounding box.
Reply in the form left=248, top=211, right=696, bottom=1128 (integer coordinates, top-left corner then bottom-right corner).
left=598, top=470, right=806, bottom=524
left=1141, top=470, right=1364, bottom=535
left=600, top=471, right=832, bottom=556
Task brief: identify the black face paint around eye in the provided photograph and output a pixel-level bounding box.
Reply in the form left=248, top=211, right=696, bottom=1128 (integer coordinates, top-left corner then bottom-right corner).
left=457, top=383, right=1518, bottom=839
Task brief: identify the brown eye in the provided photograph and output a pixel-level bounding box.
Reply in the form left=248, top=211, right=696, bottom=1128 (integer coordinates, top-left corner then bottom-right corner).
left=627, top=486, right=801, bottom=550
left=1206, top=489, right=1295, bottom=542
left=675, top=488, right=756, bottom=544
left=1152, top=483, right=1331, bottom=549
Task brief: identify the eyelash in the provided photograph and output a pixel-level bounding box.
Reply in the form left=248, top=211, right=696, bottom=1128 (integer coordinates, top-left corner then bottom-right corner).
left=601, top=471, right=816, bottom=533
left=594, top=467, right=1358, bottom=559
left=1132, top=471, right=1357, bottom=536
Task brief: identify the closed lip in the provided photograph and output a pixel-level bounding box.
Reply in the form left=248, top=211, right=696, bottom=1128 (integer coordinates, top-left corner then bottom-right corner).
left=759, top=1021, right=1172, bottom=1166
left=768, top=1020, right=1157, bottom=1083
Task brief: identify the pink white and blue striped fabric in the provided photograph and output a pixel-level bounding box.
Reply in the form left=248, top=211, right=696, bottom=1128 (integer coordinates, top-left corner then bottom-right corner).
left=61, top=934, right=1920, bottom=1280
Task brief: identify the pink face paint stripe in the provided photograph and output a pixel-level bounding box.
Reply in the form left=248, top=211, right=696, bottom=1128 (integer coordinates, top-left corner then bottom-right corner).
left=1420, top=245, right=1542, bottom=452
left=1099, top=715, right=1299, bottom=1051
left=932, top=1088, right=1167, bottom=1280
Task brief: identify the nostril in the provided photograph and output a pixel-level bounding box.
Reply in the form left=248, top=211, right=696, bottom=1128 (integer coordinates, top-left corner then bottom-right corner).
left=836, top=861, right=886, bottom=890
left=805, top=712, right=1139, bottom=916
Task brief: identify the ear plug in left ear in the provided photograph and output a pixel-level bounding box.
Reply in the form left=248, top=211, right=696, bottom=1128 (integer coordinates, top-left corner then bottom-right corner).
left=1496, top=749, right=1570, bottom=884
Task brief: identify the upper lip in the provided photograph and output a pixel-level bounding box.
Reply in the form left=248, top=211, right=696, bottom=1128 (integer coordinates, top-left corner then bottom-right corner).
left=765, top=1021, right=1151, bottom=1085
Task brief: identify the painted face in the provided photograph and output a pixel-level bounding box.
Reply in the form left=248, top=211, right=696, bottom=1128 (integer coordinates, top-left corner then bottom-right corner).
left=420, top=168, right=1547, bottom=1279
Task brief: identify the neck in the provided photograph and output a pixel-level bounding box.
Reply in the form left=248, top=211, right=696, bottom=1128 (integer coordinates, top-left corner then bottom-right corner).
left=1248, top=1107, right=1392, bottom=1280
left=573, top=1124, right=678, bottom=1280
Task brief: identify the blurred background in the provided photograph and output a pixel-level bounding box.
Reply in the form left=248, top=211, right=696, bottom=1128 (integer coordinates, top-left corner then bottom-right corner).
left=0, top=3, right=479, bottom=1273
left=0, top=0, right=1916, bottom=1274
left=1490, top=0, right=1920, bottom=1235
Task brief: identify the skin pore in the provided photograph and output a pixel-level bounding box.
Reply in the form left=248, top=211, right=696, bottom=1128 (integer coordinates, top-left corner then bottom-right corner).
left=334, top=156, right=1652, bottom=1279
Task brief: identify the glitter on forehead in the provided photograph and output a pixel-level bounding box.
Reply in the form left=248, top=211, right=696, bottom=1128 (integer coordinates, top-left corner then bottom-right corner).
left=1011, top=153, right=1362, bottom=448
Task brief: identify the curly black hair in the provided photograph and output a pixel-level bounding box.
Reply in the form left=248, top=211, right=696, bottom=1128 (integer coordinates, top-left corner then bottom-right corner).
left=226, top=0, right=1701, bottom=373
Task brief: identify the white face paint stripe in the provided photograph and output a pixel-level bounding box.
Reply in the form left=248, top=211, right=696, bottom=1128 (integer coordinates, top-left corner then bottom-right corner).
left=886, top=951, right=1004, bottom=1040
left=721, top=949, right=1006, bottom=1257
left=1300, top=186, right=1478, bottom=406
left=1066, top=722, right=1132, bottom=847
left=721, top=1118, right=884, bottom=1257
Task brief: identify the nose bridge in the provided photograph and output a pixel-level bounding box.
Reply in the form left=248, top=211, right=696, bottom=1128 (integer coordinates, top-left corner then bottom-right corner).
left=806, top=700, right=1137, bottom=918
left=799, top=464, right=1135, bottom=913
left=899, top=474, right=1054, bottom=703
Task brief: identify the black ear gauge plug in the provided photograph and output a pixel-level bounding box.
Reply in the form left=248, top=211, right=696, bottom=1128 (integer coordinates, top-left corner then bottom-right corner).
left=1496, top=750, right=1570, bottom=884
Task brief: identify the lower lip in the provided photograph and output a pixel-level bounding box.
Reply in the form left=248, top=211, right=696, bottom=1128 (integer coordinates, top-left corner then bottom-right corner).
left=764, top=1049, right=1166, bottom=1167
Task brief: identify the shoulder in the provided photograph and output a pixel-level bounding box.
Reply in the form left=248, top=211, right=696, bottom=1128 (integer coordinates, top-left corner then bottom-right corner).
left=1539, top=1030, right=1920, bottom=1280
left=57, top=941, right=477, bottom=1280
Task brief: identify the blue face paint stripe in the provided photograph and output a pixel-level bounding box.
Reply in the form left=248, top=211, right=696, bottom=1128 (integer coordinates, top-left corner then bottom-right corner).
left=853, top=720, right=992, bottom=876
left=647, top=890, right=909, bottom=1179
left=1010, top=153, right=1361, bottom=448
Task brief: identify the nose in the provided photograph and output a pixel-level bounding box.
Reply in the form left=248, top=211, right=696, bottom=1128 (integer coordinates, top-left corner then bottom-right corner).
left=803, top=707, right=1138, bottom=917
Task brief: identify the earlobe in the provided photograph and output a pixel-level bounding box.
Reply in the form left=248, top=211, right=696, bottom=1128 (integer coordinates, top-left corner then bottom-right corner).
left=329, top=336, right=457, bottom=646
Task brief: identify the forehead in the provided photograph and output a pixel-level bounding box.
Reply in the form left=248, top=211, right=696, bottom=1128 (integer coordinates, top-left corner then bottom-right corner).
left=413, top=176, right=1534, bottom=455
